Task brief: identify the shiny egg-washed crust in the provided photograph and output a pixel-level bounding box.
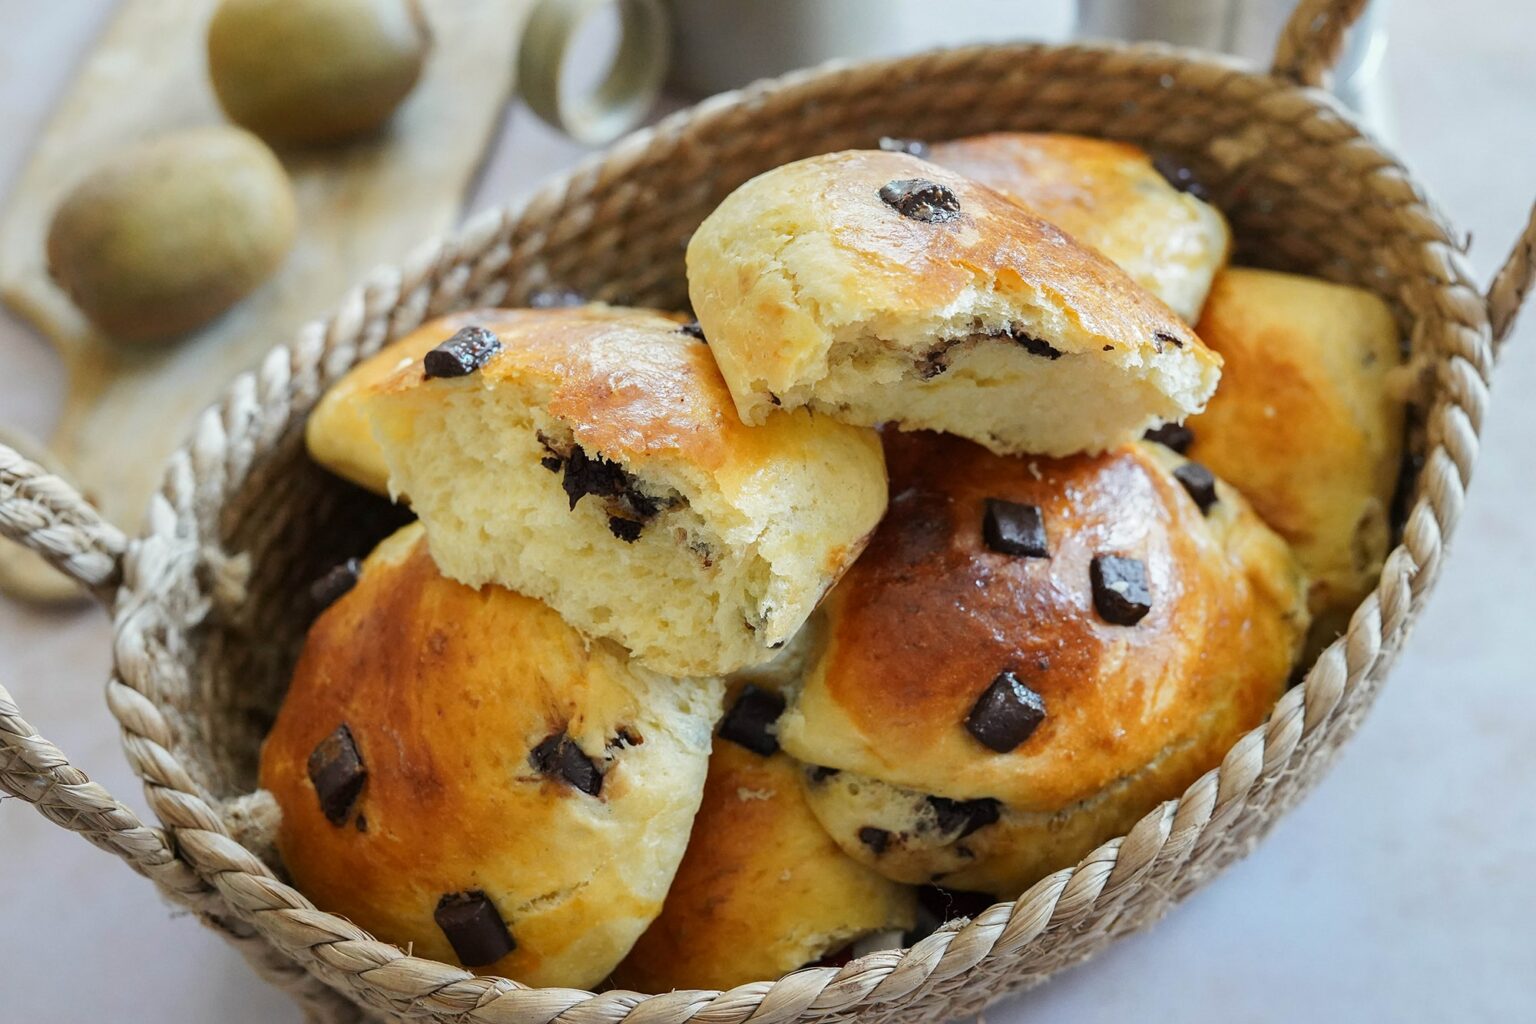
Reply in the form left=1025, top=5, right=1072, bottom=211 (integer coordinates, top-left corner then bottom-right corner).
left=364, top=308, right=887, bottom=676
left=687, top=150, right=1219, bottom=455
left=928, top=132, right=1231, bottom=322
left=612, top=739, right=916, bottom=992
left=778, top=432, right=1308, bottom=889
left=1186, top=268, right=1406, bottom=648
left=259, top=524, right=723, bottom=988
left=305, top=306, right=648, bottom=495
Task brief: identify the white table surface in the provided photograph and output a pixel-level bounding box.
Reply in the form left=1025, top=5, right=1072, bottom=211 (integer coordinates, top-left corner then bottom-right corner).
left=2, top=3, right=1533, bottom=1021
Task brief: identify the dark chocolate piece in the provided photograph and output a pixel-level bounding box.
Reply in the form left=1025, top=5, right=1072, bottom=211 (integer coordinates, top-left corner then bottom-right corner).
left=928, top=796, right=1002, bottom=837
left=717, top=684, right=786, bottom=757
left=1143, top=422, right=1194, bottom=453
left=307, top=724, right=367, bottom=826
left=982, top=499, right=1049, bottom=558
left=611, top=726, right=644, bottom=749
left=878, top=178, right=961, bottom=223
left=678, top=319, right=707, bottom=343
left=964, top=671, right=1046, bottom=753
left=1173, top=460, right=1218, bottom=514
left=607, top=516, right=643, bottom=543
left=434, top=891, right=516, bottom=967
left=1091, top=554, right=1152, bottom=625
left=858, top=826, right=892, bottom=854
left=530, top=732, right=605, bottom=796
left=1150, top=152, right=1211, bottom=201
left=1005, top=327, right=1063, bottom=360
left=355, top=814, right=368, bottom=833
left=559, top=443, right=663, bottom=540
left=423, top=326, right=502, bottom=379
left=878, top=136, right=930, bottom=159
left=806, top=765, right=841, bottom=784
left=309, top=558, right=361, bottom=611
left=527, top=287, right=586, bottom=309
left=1153, top=329, right=1184, bottom=351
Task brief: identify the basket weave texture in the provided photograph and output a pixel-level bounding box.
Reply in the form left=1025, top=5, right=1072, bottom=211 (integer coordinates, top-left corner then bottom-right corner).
left=3, top=1, right=1535, bottom=1021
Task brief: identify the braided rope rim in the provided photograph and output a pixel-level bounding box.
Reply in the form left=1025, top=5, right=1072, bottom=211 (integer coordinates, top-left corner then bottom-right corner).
left=0, top=10, right=1524, bottom=1022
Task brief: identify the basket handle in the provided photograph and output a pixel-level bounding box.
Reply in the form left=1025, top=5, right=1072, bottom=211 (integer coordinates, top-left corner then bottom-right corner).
left=0, top=439, right=126, bottom=602
left=1271, top=0, right=1372, bottom=87
left=0, top=679, right=192, bottom=889
left=1488, top=199, right=1536, bottom=354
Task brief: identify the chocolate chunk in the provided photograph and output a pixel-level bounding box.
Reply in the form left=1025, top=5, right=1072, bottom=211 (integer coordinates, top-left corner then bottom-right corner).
left=807, top=765, right=841, bottom=784
left=1005, top=327, right=1063, bottom=360
left=1173, top=461, right=1218, bottom=514
left=879, top=136, right=930, bottom=159
left=678, top=319, right=707, bottom=342
left=611, top=726, right=644, bottom=749
left=423, top=326, right=502, bottom=379
left=964, top=671, right=1047, bottom=753
left=858, top=826, right=892, bottom=854
left=718, top=684, right=786, bottom=757
left=527, top=286, right=585, bottom=309
left=1153, top=330, right=1184, bottom=351
left=434, top=891, right=516, bottom=967
left=1143, top=422, right=1194, bottom=453
left=530, top=732, right=605, bottom=796
left=982, top=499, right=1049, bottom=558
left=1091, top=554, right=1152, bottom=625
left=559, top=443, right=662, bottom=539
left=1151, top=152, right=1211, bottom=201
left=607, top=516, right=643, bottom=543
left=540, top=455, right=563, bottom=472
left=355, top=814, right=368, bottom=833
left=878, top=178, right=961, bottom=223
left=309, top=558, right=361, bottom=611
left=307, top=724, right=367, bottom=826
left=928, top=796, right=1002, bottom=837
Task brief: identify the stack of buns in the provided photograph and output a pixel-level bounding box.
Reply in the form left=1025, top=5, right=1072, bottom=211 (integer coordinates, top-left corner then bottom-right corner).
left=264, top=132, right=1405, bottom=992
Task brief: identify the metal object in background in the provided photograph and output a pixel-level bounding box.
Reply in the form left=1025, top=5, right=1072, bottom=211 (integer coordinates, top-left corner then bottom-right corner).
left=1077, top=0, right=1392, bottom=135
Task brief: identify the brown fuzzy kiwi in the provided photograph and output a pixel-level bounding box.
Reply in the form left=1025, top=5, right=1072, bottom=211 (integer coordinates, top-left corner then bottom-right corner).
left=207, top=0, right=431, bottom=145
left=45, top=126, right=297, bottom=344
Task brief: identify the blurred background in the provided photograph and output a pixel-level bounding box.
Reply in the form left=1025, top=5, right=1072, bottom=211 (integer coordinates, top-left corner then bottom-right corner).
left=1, top=1, right=1532, bottom=1021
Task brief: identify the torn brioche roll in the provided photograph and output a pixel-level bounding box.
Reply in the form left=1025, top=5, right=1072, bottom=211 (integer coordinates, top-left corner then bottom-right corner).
left=363, top=308, right=888, bottom=677
left=687, top=149, right=1221, bottom=456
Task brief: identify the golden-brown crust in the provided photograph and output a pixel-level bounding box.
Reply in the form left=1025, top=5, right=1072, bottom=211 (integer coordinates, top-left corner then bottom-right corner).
left=687, top=150, right=1215, bottom=422
left=306, top=307, right=641, bottom=493
left=260, top=524, right=719, bottom=987
left=778, top=431, right=1307, bottom=812
left=1185, top=268, right=1405, bottom=635
left=369, top=307, right=811, bottom=480
left=928, top=133, right=1230, bottom=319
left=612, top=741, right=916, bottom=992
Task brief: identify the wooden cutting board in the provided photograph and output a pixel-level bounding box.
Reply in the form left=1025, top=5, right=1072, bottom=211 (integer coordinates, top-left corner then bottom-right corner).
left=0, top=0, right=530, bottom=602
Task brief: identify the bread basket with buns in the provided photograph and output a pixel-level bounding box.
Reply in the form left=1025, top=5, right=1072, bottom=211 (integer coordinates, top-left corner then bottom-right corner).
left=3, top=0, right=1534, bottom=1019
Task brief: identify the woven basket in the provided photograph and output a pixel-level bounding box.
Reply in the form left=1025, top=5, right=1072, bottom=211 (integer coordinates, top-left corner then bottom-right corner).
left=4, top=1, right=1534, bottom=1020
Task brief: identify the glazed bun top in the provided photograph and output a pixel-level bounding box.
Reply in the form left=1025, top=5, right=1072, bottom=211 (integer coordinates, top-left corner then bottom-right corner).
left=305, top=306, right=643, bottom=495
left=928, top=132, right=1231, bottom=321
left=777, top=431, right=1309, bottom=812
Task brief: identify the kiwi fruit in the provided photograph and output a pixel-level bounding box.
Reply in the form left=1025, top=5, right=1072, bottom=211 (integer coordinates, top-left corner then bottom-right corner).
left=207, top=0, right=431, bottom=145
left=46, top=126, right=297, bottom=344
